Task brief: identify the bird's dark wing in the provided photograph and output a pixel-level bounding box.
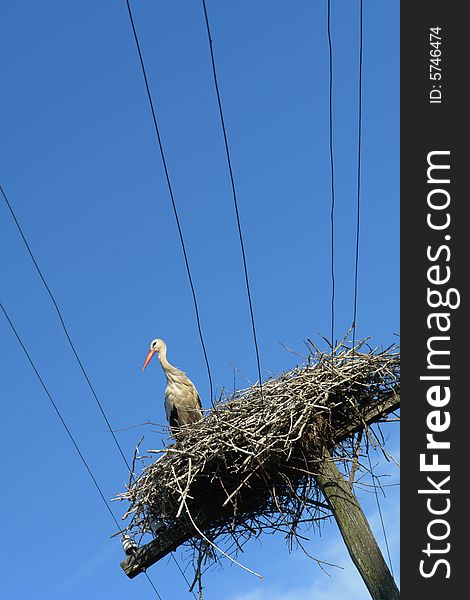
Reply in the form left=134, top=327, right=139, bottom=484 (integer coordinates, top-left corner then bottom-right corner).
left=196, top=394, right=202, bottom=410
left=169, top=405, right=180, bottom=429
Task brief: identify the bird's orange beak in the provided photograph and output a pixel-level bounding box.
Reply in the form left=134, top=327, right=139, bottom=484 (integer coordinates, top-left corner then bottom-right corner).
left=142, top=348, right=157, bottom=372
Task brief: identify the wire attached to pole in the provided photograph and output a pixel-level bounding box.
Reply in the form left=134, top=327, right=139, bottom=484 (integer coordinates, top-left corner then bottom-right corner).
left=200, top=0, right=263, bottom=399
left=352, top=0, right=363, bottom=352
left=123, top=0, right=215, bottom=409
left=0, top=301, right=121, bottom=528
left=0, top=300, right=165, bottom=598
left=1, top=183, right=133, bottom=475
left=327, top=0, right=336, bottom=357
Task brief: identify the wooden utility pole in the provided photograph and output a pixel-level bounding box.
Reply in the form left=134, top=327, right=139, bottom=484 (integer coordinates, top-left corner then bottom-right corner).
left=121, top=392, right=400, bottom=599
left=316, top=447, right=399, bottom=600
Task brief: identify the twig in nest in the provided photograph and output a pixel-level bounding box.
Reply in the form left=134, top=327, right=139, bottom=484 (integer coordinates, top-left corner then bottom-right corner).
left=172, top=466, right=263, bottom=579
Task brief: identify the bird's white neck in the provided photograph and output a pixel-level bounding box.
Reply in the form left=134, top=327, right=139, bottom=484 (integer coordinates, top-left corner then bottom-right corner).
left=157, top=345, right=181, bottom=381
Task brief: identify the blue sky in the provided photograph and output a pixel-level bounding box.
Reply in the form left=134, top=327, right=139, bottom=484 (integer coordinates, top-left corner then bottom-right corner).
left=0, top=1, right=399, bottom=599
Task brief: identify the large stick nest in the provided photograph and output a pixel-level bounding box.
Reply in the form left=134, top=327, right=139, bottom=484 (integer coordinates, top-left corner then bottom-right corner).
left=117, top=341, right=399, bottom=572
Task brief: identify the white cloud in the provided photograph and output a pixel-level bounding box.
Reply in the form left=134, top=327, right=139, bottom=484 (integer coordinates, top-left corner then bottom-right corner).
left=230, top=484, right=400, bottom=600
left=231, top=556, right=368, bottom=600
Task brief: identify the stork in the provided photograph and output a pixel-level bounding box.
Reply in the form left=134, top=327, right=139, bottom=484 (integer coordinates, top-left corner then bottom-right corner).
left=142, top=338, right=203, bottom=430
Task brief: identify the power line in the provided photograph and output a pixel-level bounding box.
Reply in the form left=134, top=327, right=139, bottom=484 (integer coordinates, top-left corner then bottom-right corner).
left=367, top=452, right=394, bottom=577
left=0, top=301, right=122, bottom=528
left=144, top=573, right=164, bottom=600
left=350, top=18, right=390, bottom=548
left=1, top=185, right=185, bottom=595
left=0, top=183, right=133, bottom=476
left=352, top=0, right=363, bottom=351
left=122, top=3, right=213, bottom=595
left=1, top=184, right=194, bottom=599
left=0, top=300, right=164, bottom=599
left=123, top=0, right=214, bottom=406
left=170, top=553, right=195, bottom=592
left=1, top=1, right=208, bottom=588
left=353, top=3, right=391, bottom=574
left=1, top=164, right=197, bottom=600
left=0, top=181, right=158, bottom=555
left=3, top=176, right=192, bottom=585
left=200, top=0, right=263, bottom=392
left=327, top=0, right=336, bottom=354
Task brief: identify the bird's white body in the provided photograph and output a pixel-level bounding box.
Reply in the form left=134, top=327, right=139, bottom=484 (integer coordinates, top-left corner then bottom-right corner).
left=143, top=338, right=202, bottom=429
left=162, top=364, right=202, bottom=427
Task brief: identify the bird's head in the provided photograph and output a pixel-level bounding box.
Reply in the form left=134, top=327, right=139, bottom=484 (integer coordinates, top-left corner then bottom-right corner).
left=142, top=338, right=166, bottom=372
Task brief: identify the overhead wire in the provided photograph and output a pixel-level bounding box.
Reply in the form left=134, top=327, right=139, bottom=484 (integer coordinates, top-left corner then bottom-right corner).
left=144, top=573, right=164, bottom=600
left=0, top=300, right=121, bottom=530
left=0, top=183, right=133, bottom=476
left=170, top=553, right=195, bottom=592
left=352, top=0, right=393, bottom=576
left=352, top=0, right=363, bottom=351
left=199, top=0, right=263, bottom=395
left=351, top=0, right=394, bottom=577
left=122, top=2, right=217, bottom=594
left=3, top=2, right=214, bottom=591
left=123, top=0, right=215, bottom=408
left=327, top=0, right=336, bottom=355
left=1, top=301, right=164, bottom=598
left=1, top=186, right=191, bottom=597
left=367, top=451, right=394, bottom=577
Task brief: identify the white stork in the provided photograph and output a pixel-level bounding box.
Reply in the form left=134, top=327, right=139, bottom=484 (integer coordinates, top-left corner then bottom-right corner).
left=142, top=338, right=203, bottom=430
